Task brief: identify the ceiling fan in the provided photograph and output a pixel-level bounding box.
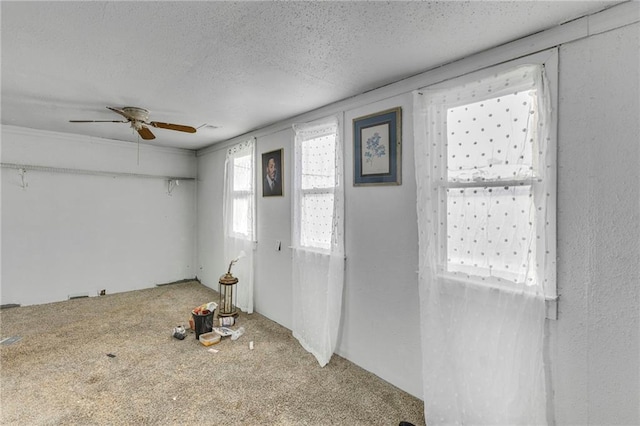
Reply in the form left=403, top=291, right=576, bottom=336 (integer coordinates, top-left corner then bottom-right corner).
left=69, top=106, right=196, bottom=140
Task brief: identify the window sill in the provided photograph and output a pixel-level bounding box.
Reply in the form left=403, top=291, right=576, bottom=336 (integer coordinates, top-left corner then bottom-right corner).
left=434, top=271, right=558, bottom=320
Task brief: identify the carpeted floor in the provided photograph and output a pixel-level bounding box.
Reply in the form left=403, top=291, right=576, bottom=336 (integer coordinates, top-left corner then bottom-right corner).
left=0, top=280, right=425, bottom=425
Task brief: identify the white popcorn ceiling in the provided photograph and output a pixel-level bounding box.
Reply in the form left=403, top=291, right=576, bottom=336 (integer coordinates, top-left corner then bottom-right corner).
left=0, top=1, right=621, bottom=150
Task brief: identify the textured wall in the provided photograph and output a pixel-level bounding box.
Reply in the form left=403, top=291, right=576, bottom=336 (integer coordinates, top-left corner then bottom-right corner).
left=194, top=11, right=640, bottom=414
left=195, top=147, right=226, bottom=291
left=1, top=127, right=197, bottom=305
left=196, top=102, right=424, bottom=398
left=196, top=131, right=296, bottom=330
left=553, top=23, right=640, bottom=424
left=252, top=129, right=295, bottom=329
left=341, top=94, right=423, bottom=398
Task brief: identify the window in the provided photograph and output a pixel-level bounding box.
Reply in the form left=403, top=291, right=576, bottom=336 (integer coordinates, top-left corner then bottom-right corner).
left=293, top=118, right=340, bottom=252
left=223, top=139, right=256, bottom=313
left=445, top=89, right=539, bottom=284
left=414, top=57, right=557, bottom=425
left=420, top=64, right=556, bottom=293
left=230, top=153, right=253, bottom=238
left=299, top=134, right=336, bottom=250
left=224, top=140, right=255, bottom=240
left=291, top=116, right=344, bottom=367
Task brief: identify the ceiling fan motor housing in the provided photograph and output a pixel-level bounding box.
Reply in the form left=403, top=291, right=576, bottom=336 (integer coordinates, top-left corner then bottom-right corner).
left=122, top=107, right=150, bottom=122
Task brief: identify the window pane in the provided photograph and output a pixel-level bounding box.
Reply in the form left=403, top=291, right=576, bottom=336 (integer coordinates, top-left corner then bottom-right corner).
left=232, top=197, right=250, bottom=237
left=300, top=193, right=334, bottom=250
left=446, top=90, right=537, bottom=183
left=446, top=185, right=535, bottom=284
left=233, top=154, right=252, bottom=191
left=301, top=134, right=336, bottom=190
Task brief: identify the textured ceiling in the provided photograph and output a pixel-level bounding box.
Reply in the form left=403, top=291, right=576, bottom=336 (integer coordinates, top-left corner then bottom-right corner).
left=1, top=1, right=621, bottom=150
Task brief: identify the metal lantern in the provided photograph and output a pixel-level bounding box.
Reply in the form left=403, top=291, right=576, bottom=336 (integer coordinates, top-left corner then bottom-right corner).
left=218, top=260, right=239, bottom=317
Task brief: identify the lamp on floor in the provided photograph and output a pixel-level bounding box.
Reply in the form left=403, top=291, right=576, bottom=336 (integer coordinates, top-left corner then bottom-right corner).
left=218, top=251, right=245, bottom=317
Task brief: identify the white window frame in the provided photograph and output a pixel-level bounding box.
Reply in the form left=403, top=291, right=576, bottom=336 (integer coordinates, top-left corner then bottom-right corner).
left=435, top=87, right=542, bottom=288
left=226, top=142, right=255, bottom=241
left=293, top=118, right=340, bottom=254
left=299, top=185, right=335, bottom=252
left=421, top=50, right=557, bottom=303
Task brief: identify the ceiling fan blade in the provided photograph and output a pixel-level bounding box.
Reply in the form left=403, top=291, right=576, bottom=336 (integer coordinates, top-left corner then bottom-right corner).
left=150, top=121, right=197, bottom=133
left=69, top=120, right=127, bottom=123
left=137, top=126, right=155, bottom=140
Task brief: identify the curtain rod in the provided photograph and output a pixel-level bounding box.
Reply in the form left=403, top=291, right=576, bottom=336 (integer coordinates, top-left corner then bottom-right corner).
left=1, top=162, right=195, bottom=181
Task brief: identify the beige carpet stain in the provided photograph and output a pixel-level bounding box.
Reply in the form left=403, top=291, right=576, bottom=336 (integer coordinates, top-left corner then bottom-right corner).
left=0, top=281, right=424, bottom=425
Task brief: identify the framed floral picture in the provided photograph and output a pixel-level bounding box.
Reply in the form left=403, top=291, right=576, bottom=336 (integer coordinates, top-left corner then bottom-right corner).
left=353, top=107, right=401, bottom=186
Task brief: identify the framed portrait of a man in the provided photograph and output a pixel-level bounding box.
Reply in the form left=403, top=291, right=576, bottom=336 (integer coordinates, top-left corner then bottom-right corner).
left=262, top=148, right=283, bottom=197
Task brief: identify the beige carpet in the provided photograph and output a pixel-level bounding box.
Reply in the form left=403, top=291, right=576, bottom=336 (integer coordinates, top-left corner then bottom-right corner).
left=0, top=280, right=425, bottom=425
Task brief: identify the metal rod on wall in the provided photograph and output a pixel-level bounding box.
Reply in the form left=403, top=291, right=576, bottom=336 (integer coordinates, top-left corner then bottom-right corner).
left=1, top=162, right=195, bottom=182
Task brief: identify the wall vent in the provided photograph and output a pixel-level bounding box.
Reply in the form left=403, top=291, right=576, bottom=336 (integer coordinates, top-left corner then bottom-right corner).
left=156, top=278, right=194, bottom=287
left=68, top=293, right=89, bottom=300
left=0, top=303, right=21, bottom=309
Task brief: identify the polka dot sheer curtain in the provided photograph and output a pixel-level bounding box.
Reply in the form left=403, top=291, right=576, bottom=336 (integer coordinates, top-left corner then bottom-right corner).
left=291, top=116, right=344, bottom=367
left=223, top=139, right=256, bottom=314
left=413, top=62, right=556, bottom=424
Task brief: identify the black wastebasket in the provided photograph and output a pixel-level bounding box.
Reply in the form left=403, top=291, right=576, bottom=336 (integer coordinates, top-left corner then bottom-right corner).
left=192, top=309, right=215, bottom=339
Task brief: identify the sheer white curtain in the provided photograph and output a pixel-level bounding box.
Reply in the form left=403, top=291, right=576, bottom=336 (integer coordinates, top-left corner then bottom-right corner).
left=223, top=139, right=256, bottom=314
left=413, top=63, right=556, bottom=424
left=291, top=116, right=344, bottom=367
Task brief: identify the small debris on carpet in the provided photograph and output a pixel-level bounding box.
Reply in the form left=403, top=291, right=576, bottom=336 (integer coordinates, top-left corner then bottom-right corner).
left=172, top=325, right=186, bottom=340
left=0, top=336, right=22, bottom=346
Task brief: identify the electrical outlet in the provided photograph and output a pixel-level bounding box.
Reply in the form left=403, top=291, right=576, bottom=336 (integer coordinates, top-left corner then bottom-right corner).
left=275, top=240, right=281, bottom=251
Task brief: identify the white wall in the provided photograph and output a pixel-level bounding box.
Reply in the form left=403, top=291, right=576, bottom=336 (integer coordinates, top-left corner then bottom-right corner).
left=253, top=130, right=294, bottom=328
left=195, top=146, right=226, bottom=288
left=197, top=103, right=423, bottom=397
left=341, top=95, right=422, bottom=397
left=196, top=130, right=296, bottom=329
left=3, top=2, right=633, bottom=422
left=196, top=5, right=639, bottom=422
left=553, top=22, right=640, bottom=425
left=1, top=126, right=197, bottom=305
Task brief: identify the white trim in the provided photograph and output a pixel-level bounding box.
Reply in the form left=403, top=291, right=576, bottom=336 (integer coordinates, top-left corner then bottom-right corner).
left=417, top=48, right=558, bottom=92
left=588, top=1, right=640, bottom=36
